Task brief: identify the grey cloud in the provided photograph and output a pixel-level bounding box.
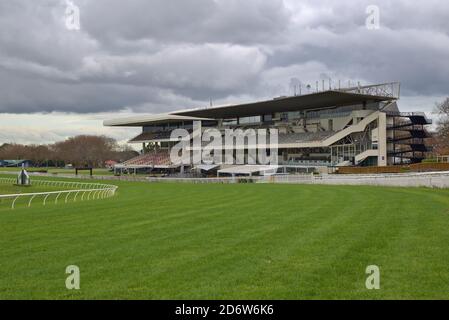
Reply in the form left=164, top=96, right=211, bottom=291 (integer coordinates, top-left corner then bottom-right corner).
left=0, top=68, right=204, bottom=114
left=0, top=0, right=447, bottom=116
left=267, top=27, right=449, bottom=96
left=0, top=0, right=97, bottom=70
left=81, top=0, right=291, bottom=46
left=78, top=44, right=266, bottom=96
left=285, top=0, right=449, bottom=34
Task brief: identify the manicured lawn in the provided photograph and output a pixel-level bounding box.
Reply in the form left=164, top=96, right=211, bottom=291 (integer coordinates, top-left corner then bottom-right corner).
left=1, top=178, right=449, bottom=299
left=0, top=182, right=77, bottom=209
left=0, top=184, right=68, bottom=195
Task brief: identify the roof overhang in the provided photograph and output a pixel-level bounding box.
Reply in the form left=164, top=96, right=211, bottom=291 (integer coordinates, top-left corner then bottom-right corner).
left=104, top=114, right=213, bottom=127
left=104, top=83, right=399, bottom=127
left=173, top=90, right=395, bottom=119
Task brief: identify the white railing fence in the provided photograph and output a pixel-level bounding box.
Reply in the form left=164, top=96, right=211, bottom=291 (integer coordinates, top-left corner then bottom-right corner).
left=2, top=170, right=449, bottom=190
left=143, top=172, right=449, bottom=188
left=0, top=178, right=118, bottom=209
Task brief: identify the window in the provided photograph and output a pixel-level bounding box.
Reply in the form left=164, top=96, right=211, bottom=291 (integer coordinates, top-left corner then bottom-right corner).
left=280, top=113, right=289, bottom=122
left=263, top=114, right=273, bottom=122
left=223, top=118, right=237, bottom=125
left=239, top=116, right=261, bottom=124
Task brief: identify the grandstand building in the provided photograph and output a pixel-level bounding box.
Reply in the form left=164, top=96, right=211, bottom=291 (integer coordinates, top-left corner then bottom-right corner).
left=104, top=82, right=432, bottom=176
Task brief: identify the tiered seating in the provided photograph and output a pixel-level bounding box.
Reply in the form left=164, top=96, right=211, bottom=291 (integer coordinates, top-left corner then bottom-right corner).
left=121, top=151, right=171, bottom=167
left=278, top=131, right=334, bottom=144
left=129, top=130, right=191, bottom=142
left=285, top=159, right=331, bottom=166
left=194, top=131, right=334, bottom=147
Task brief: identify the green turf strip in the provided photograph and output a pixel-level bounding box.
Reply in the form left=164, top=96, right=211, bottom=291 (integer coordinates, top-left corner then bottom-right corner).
left=1, top=180, right=449, bottom=299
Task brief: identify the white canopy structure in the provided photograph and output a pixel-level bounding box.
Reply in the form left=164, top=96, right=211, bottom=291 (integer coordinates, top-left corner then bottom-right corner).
left=194, top=164, right=220, bottom=171
left=217, top=165, right=279, bottom=177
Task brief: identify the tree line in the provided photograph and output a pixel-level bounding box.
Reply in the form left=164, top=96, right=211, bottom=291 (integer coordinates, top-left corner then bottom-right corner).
left=0, top=135, right=138, bottom=168
left=434, top=97, right=449, bottom=156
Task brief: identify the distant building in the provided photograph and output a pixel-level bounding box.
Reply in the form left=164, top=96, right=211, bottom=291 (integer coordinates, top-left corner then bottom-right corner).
left=0, top=160, right=32, bottom=167
left=105, top=160, right=118, bottom=168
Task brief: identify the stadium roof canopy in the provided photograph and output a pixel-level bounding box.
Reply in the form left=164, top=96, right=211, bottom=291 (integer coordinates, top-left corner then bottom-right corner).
left=104, top=83, right=399, bottom=127
left=104, top=114, right=213, bottom=127
left=173, top=90, right=396, bottom=119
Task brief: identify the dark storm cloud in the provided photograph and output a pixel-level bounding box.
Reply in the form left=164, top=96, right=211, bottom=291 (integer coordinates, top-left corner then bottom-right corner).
left=0, top=0, right=448, bottom=115
left=268, top=28, right=449, bottom=96
left=266, top=0, right=449, bottom=97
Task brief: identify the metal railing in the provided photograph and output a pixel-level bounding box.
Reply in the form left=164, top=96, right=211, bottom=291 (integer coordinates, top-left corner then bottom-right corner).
left=141, top=171, right=449, bottom=189
left=385, top=111, right=433, bottom=125
left=339, top=82, right=400, bottom=99
left=0, top=178, right=118, bottom=209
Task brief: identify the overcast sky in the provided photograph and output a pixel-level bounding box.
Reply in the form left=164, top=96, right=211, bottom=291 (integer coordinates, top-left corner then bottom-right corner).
left=0, top=0, right=448, bottom=145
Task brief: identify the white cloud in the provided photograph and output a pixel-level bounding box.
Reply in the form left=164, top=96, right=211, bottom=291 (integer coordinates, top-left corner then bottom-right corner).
left=0, top=113, right=140, bottom=146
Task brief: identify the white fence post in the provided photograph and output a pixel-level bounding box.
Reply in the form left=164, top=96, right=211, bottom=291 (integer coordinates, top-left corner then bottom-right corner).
left=0, top=179, right=118, bottom=210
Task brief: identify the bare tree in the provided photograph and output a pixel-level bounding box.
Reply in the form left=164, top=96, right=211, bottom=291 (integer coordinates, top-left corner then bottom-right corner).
left=53, top=135, right=118, bottom=167
left=1, top=135, right=137, bottom=168
left=0, top=144, right=28, bottom=160
left=435, top=98, right=449, bottom=155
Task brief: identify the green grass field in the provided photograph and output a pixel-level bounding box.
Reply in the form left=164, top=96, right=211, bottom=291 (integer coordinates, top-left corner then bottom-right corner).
left=0, top=183, right=77, bottom=209
left=0, top=184, right=71, bottom=195
left=1, top=178, right=449, bottom=299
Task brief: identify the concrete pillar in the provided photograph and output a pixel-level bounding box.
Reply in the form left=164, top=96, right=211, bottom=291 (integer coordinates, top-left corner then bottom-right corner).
left=378, top=112, right=387, bottom=167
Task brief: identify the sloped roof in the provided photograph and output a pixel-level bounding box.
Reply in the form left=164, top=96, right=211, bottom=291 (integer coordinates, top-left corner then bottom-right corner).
left=173, top=90, right=394, bottom=119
